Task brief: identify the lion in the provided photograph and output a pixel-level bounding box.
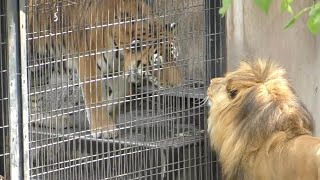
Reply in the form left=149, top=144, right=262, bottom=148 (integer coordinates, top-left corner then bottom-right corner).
left=27, top=0, right=182, bottom=138
left=206, top=59, right=320, bottom=180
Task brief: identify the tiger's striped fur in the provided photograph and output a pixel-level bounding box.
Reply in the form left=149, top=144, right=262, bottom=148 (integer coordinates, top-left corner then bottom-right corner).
left=27, top=0, right=182, bottom=138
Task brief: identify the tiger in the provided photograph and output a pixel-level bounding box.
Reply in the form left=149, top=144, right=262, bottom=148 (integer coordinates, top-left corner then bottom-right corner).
left=27, top=0, right=182, bottom=139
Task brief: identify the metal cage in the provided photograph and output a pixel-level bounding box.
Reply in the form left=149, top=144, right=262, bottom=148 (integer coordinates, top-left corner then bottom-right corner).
left=0, top=1, right=9, bottom=178
left=0, top=0, right=225, bottom=179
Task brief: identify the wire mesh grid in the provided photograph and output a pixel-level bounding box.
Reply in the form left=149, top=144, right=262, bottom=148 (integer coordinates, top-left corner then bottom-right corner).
left=0, top=1, right=10, bottom=179
left=23, top=0, right=224, bottom=179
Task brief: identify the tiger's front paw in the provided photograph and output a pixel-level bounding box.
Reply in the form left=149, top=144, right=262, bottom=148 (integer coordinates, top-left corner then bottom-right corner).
left=90, top=125, right=119, bottom=139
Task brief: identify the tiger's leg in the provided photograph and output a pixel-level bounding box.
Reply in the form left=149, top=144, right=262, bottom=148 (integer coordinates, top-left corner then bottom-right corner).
left=78, top=56, right=118, bottom=139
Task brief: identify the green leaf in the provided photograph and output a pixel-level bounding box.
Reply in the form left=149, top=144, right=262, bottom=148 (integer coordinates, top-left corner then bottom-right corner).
left=281, top=0, right=293, bottom=14
left=253, top=0, right=273, bottom=13
left=219, top=0, right=233, bottom=17
left=307, top=3, right=320, bottom=34
left=285, top=7, right=311, bottom=29
left=308, top=3, right=320, bottom=17
left=307, top=17, right=320, bottom=34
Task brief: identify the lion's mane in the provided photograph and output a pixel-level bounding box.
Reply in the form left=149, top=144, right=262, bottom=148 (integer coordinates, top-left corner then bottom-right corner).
left=207, top=59, right=314, bottom=180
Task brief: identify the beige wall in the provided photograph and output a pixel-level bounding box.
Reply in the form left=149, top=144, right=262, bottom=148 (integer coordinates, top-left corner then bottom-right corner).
left=226, top=0, right=320, bottom=135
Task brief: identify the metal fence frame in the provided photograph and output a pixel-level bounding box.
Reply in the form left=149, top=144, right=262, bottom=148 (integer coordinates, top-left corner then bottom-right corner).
left=1, top=0, right=226, bottom=179
left=204, top=1, right=225, bottom=179
left=0, top=1, right=8, bottom=177
left=5, top=0, right=30, bottom=179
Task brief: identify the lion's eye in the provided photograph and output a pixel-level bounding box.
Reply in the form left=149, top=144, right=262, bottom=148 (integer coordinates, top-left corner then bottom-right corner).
left=228, top=89, right=238, bottom=99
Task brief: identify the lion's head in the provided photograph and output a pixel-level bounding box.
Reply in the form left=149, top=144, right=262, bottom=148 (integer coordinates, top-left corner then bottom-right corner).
left=206, top=59, right=314, bottom=179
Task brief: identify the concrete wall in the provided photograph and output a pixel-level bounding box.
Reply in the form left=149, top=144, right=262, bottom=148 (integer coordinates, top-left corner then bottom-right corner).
left=226, top=0, right=320, bottom=135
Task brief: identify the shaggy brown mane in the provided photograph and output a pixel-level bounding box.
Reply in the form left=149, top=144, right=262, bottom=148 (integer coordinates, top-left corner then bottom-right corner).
left=207, top=59, right=316, bottom=180
left=226, top=60, right=314, bottom=139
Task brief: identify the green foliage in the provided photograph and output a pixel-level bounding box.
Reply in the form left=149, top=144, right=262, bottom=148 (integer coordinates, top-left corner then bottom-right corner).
left=281, top=0, right=294, bottom=14
left=253, top=0, right=273, bottom=13
left=219, top=0, right=320, bottom=35
left=285, top=7, right=311, bottom=29
left=219, top=0, right=274, bottom=16
left=219, top=0, right=233, bottom=17
left=307, top=3, right=320, bottom=34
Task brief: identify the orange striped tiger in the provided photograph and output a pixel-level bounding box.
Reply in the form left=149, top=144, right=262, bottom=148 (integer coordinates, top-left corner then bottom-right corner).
left=27, top=0, right=182, bottom=138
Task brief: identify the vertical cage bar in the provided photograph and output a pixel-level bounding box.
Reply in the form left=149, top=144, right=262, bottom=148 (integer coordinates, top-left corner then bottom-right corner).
left=0, top=0, right=8, bottom=178
left=19, top=0, right=30, bottom=179
left=6, top=0, right=25, bottom=179
left=205, top=0, right=211, bottom=80
left=204, top=0, right=225, bottom=179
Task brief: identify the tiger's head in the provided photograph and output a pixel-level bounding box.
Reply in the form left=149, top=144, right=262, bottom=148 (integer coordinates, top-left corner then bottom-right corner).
left=125, top=23, right=182, bottom=88
left=112, top=0, right=183, bottom=88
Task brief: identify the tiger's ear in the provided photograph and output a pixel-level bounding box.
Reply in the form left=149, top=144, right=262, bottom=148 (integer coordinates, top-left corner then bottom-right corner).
left=165, top=22, right=177, bottom=32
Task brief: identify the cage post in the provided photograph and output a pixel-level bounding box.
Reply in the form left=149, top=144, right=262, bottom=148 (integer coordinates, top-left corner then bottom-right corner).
left=0, top=0, right=8, bottom=177
left=204, top=0, right=225, bottom=179
left=19, top=0, right=30, bottom=179
left=6, top=0, right=28, bottom=179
